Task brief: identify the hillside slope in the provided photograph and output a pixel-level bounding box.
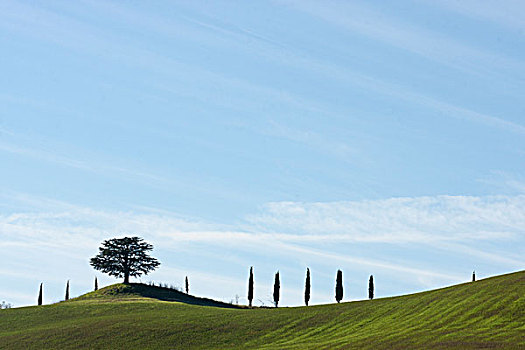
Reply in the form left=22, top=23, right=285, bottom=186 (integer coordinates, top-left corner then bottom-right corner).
left=1, top=270, right=524, bottom=349
left=73, top=283, right=241, bottom=308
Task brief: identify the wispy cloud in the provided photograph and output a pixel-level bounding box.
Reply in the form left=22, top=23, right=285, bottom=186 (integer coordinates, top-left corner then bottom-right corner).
left=270, top=241, right=464, bottom=283
left=1, top=191, right=523, bottom=306
left=2, top=192, right=523, bottom=275
left=477, top=171, right=525, bottom=194
left=280, top=0, right=525, bottom=77
left=0, top=130, right=167, bottom=184
left=257, top=120, right=360, bottom=162
left=426, top=0, right=525, bottom=32
left=5, top=192, right=523, bottom=247
left=0, top=128, right=252, bottom=204
left=433, top=241, right=523, bottom=267
left=247, top=195, right=525, bottom=241
left=3, top=0, right=523, bottom=139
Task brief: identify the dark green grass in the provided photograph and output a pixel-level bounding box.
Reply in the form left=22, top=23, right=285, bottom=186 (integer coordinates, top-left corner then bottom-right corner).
left=74, top=283, right=241, bottom=308
left=1, top=270, right=524, bottom=349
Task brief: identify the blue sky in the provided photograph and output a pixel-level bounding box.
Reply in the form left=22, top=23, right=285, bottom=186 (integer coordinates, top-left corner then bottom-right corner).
left=1, top=0, right=524, bottom=307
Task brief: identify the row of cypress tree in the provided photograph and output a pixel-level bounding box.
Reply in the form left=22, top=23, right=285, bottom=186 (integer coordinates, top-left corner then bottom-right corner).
left=37, top=270, right=473, bottom=306
left=37, top=277, right=99, bottom=305
left=38, top=275, right=193, bottom=305
left=247, top=267, right=376, bottom=308
left=38, top=276, right=193, bottom=305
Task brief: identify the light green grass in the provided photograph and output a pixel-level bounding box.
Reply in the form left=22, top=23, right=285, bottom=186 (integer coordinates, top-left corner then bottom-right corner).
left=1, top=270, right=524, bottom=349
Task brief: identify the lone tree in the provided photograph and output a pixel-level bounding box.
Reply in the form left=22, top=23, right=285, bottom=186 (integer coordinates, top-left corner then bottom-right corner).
left=185, top=276, right=189, bottom=294
left=335, top=270, right=343, bottom=303
left=65, top=280, right=70, bottom=301
left=248, top=266, right=254, bottom=307
left=304, top=268, right=311, bottom=306
left=273, top=271, right=280, bottom=307
left=94, top=277, right=98, bottom=291
left=37, top=283, right=43, bottom=306
left=368, top=275, right=374, bottom=300
left=90, top=237, right=160, bottom=284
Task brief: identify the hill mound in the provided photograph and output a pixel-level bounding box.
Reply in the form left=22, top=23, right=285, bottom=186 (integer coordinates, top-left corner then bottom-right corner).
left=0, top=270, right=523, bottom=349
left=75, top=283, right=240, bottom=308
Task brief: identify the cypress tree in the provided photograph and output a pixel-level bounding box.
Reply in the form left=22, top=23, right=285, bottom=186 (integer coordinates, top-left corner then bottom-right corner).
left=65, top=280, right=70, bottom=301
left=248, top=266, right=254, bottom=307
left=335, top=270, right=343, bottom=303
left=37, top=283, right=43, bottom=306
left=185, top=276, right=189, bottom=294
left=273, top=271, right=280, bottom=307
left=304, top=268, right=311, bottom=306
left=368, top=275, right=374, bottom=300
left=94, top=277, right=98, bottom=291
left=472, top=271, right=476, bottom=282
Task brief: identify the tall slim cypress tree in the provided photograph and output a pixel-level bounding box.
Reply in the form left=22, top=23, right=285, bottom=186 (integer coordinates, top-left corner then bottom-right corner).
left=273, top=271, right=280, bottom=307
left=38, top=283, right=43, bottom=306
left=65, top=280, right=70, bottom=301
left=368, top=275, right=374, bottom=300
left=248, top=266, right=254, bottom=307
left=304, top=268, right=311, bottom=306
left=94, top=277, right=98, bottom=291
left=185, top=276, right=189, bottom=294
left=335, top=270, right=343, bottom=303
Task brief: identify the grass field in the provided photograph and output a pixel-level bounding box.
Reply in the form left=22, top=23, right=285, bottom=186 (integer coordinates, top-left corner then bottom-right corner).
left=1, top=270, right=524, bottom=349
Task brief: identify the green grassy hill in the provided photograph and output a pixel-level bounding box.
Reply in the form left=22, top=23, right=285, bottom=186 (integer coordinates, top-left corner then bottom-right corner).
left=74, top=283, right=241, bottom=308
left=1, top=271, right=524, bottom=349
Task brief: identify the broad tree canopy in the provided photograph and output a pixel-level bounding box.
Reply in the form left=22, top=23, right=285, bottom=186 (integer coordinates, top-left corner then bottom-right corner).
left=90, top=237, right=160, bottom=283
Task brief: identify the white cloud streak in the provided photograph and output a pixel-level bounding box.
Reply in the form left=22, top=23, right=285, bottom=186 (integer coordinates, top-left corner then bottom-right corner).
left=2, top=192, right=523, bottom=266
left=280, top=0, right=525, bottom=77
left=2, top=0, right=523, bottom=139
left=426, top=0, right=525, bottom=32
left=1, top=192, right=523, bottom=306
left=248, top=195, right=525, bottom=240
left=0, top=128, right=167, bottom=184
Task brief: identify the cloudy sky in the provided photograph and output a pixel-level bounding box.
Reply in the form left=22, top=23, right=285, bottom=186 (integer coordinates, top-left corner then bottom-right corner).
left=1, top=0, right=524, bottom=307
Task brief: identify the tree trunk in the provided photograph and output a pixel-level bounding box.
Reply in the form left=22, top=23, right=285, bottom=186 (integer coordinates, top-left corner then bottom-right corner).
left=123, top=257, right=129, bottom=284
